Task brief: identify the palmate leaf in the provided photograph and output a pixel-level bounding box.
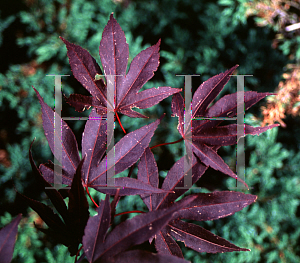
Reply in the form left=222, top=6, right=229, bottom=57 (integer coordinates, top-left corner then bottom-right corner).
left=84, top=195, right=197, bottom=262
left=79, top=110, right=169, bottom=195
left=171, top=65, right=279, bottom=186
left=137, top=149, right=206, bottom=245
left=148, top=190, right=256, bottom=257
left=35, top=88, right=167, bottom=196
left=62, top=13, right=181, bottom=121
left=86, top=114, right=163, bottom=193
left=137, top=149, right=257, bottom=258
left=24, top=14, right=273, bottom=263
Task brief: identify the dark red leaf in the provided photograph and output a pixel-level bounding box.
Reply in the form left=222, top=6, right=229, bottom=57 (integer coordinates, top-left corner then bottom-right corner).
left=192, top=65, right=238, bottom=118
left=171, top=66, right=278, bottom=189
left=67, top=158, right=90, bottom=241
left=154, top=227, right=183, bottom=258
left=205, top=91, right=276, bottom=120
left=193, top=123, right=280, bottom=146
left=0, top=214, right=22, bottom=263
left=99, top=13, right=128, bottom=100
left=196, top=91, right=276, bottom=132
left=23, top=156, right=90, bottom=256
left=176, top=191, right=257, bottom=221
left=39, top=161, right=73, bottom=186
left=119, top=85, right=182, bottom=118
left=26, top=15, right=266, bottom=261
left=168, top=220, right=250, bottom=253
left=91, top=177, right=170, bottom=196
left=36, top=99, right=166, bottom=196
left=137, top=147, right=159, bottom=211
left=33, top=87, right=80, bottom=177
left=153, top=154, right=207, bottom=210
left=88, top=118, right=161, bottom=187
left=82, top=109, right=112, bottom=185
left=83, top=195, right=111, bottom=263
left=105, top=250, right=190, bottom=263
left=64, top=94, right=107, bottom=115
left=63, top=14, right=181, bottom=120
left=60, top=37, right=108, bottom=112
left=116, top=39, right=160, bottom=107
left=16, top=191, right=66, bottom=231
left=93, top=195, right=197, bottom=261
left=64, top=158, right=90, bottom=255
left=192, top=141, right=247, bottom=187
left=29, top=140, right=68, bottom=223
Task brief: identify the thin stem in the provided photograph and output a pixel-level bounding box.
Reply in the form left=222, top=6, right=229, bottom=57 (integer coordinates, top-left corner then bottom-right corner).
left=75, top=245, right=83, bottom=263
left=127, top=164, right=135, bottom=178
left=114, top=210, right=146, bottom=217
left=115, top=111, right=126, bottom=134
left=150, top=138, right=183, bottom=150
left=85, top=185, right=99, bottom=208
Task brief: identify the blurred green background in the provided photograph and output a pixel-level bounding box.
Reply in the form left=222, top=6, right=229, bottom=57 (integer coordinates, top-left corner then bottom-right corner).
left=1, top=0, right=300, bottom=262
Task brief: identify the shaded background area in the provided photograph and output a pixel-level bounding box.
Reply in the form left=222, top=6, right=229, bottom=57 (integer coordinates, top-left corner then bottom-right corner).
left=0, top=0, right=300, bottom=262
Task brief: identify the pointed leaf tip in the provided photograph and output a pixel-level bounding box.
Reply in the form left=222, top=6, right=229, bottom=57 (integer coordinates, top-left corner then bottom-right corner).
left=29, top=139, right=68, bottom=223
left=169, top=220, right=250, bottom=254
left=0, top=214, right=22, bottom=263
left=83, top=194, right=111, bottom=262
left=95, top=194, right=197, bottom=261
left=63, top=16, right=172, bottom=120
left=33, top=86, right=81, bottom=176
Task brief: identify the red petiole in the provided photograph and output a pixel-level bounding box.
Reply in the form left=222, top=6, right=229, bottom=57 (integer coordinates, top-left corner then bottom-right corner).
left=150, top=137, right=183, bottom=149
left=115, top=111, right=126, bottom=134
left=85, top=186, right=145, bottom=217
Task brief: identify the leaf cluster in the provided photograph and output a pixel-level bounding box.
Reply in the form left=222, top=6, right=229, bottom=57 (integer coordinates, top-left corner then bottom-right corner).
left=0, top=13, right=281, bottom=263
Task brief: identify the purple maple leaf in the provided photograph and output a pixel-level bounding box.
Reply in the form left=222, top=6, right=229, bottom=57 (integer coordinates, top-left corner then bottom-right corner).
left=61, top=13, right=181, bottom=132
left=33, top=87, right=168, bottom=196
left=171, top=65, right=279, bottom=187
left=17, top=13, right=282, bottom=263
left=137, top=148, right=257, bottom=257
